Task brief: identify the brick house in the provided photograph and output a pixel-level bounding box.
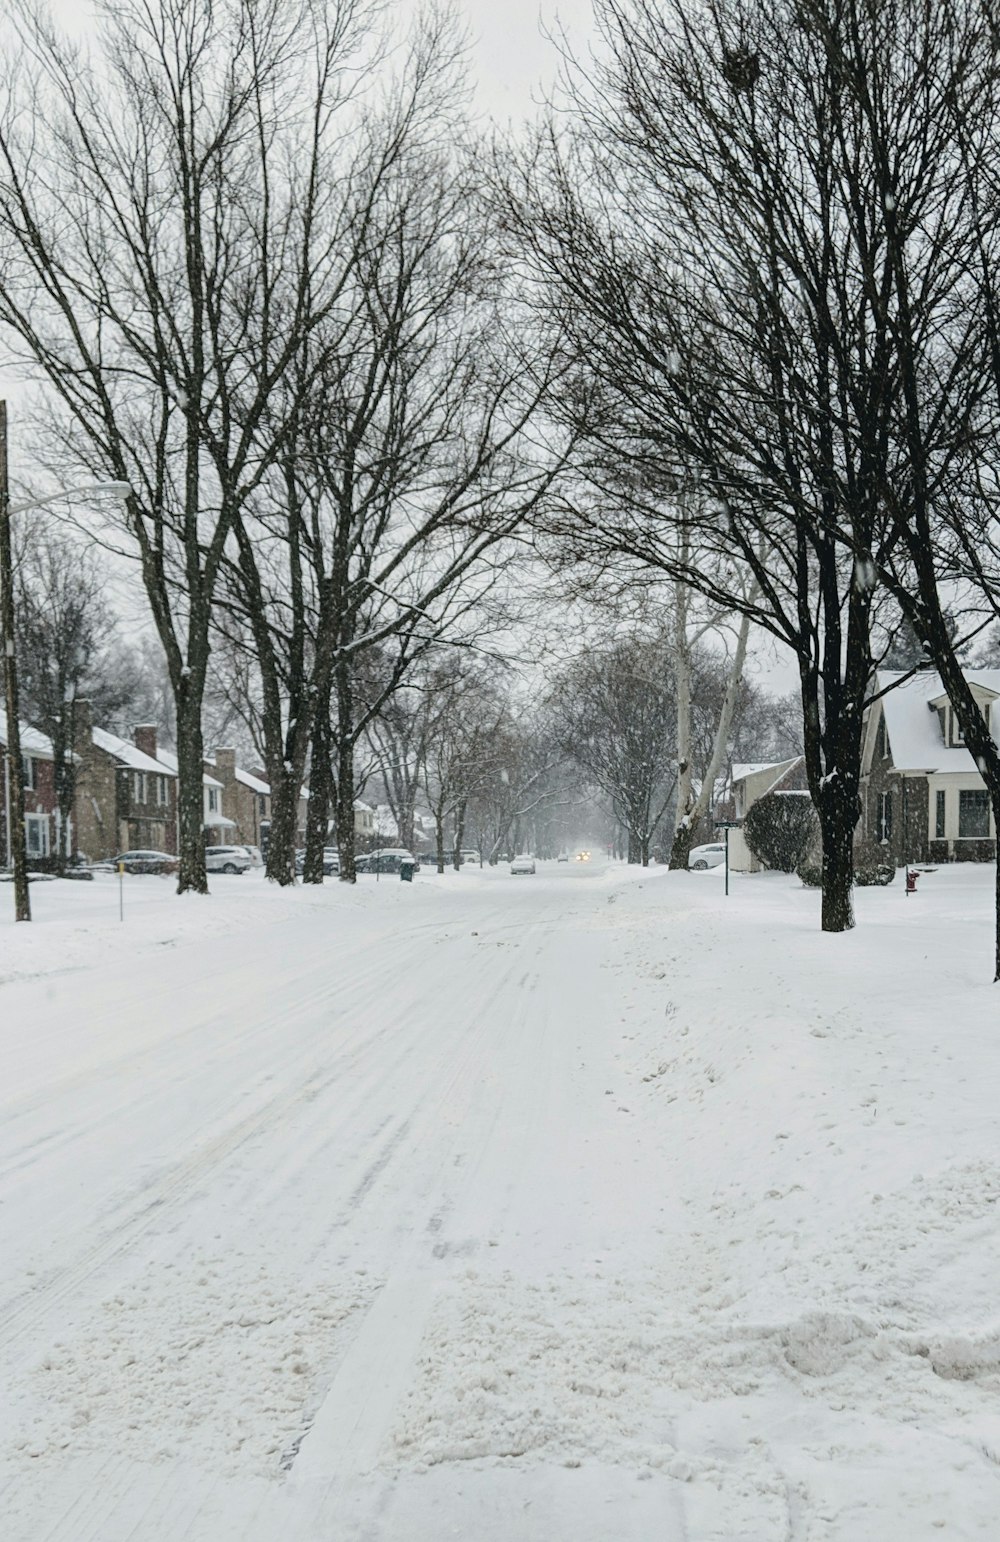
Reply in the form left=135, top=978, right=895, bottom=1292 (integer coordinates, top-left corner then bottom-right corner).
left=155, top=748, right=231, bottom=845
left=72, top=704, right=178, bottom=860
left=859, top=668, right=999, bottom=865
left=205, top=748, right=272, bottom=847
left=0, top=709, right=62, bottom=865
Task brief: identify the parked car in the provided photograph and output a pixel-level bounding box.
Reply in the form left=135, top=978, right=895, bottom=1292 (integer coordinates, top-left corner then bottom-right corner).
left=557, top=851, right=569, bottom=862
left=459, top=849, right=481, bottom=865
left=688, top=842, right=726, bottom=871
left=205, top=845, right=252, bottom=874
left=355, top=847, right=420, bottom=875
left=291, top=847, right=339, bottom=875
left=114, top=850, right=179, bottom=875
left=240, top=845, right=264, bottom=867
left=510, top=853, right=536, bottom=875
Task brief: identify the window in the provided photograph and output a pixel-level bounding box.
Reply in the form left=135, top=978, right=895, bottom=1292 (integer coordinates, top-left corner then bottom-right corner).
left=208, top=787, right=219, bottom=813
left=158, top=775, right=169, bottom=805
left=959, top=789, right=990, bottom=839
left=21, top=755, right=35, bottom=790
left=25, top=814, right=49, bottom=857
left=952, top=710, right=965, bottom=746
left=876, top=716, right=887, bottom=760
left=877, top=791, right=893, bottom=843
left=935, top=789, right=946, bottom=839
left=132, top=770, right=147, bottom=803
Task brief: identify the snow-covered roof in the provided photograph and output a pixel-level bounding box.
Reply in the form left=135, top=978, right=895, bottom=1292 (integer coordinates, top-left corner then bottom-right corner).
left=877, top=668, right=1000, bottom=773
left=732, top=761, right=789, bottom=783
left=0, top=709, right=56, bottom=760
left=235, top=766, right=269, bottom=796
left=92, top=725, right=176, bottom=776
left=205, top=754, right=271, bottom=796
left=157, top=748, right=222, bottom=789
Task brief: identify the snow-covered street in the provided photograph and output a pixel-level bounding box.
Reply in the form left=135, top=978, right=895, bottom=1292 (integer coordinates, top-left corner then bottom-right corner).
left=2, top=861, right=1000, bottom=1539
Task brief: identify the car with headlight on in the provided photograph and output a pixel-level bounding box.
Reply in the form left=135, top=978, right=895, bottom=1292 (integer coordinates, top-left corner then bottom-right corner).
left=574, top=849, right=591, bottom=862
left=510, top=853, right=536, bottom=875
left=688, top=842, right=726, bottom=870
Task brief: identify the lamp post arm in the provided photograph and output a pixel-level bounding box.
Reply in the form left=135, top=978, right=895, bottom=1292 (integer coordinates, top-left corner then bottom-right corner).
left=7, top=481, right=131, bottom=516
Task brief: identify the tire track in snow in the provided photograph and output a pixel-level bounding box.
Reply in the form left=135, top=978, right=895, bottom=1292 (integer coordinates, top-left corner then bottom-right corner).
left=0, top=912, right=507, bottom=1366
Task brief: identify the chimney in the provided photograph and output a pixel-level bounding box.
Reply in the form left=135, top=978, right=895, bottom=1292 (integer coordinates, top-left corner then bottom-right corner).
left=133, top=724, right=158, bottom=760
left=73, top=699, right=94, bottom=755
left=213, top=746, right=237, bottom=780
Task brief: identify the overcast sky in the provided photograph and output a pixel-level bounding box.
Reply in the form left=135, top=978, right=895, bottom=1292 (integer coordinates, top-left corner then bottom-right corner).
left=459, top=0, right=585, bottom=122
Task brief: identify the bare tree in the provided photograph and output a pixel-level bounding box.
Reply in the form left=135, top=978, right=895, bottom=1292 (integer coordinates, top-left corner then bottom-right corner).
left=464, top=722, right=565, bottom=863
left=549, top=634, right=677, bottom=865
left=7, top=524, right=117, bottom=865
left=499, top=0, right=934, bottom=930
left=0, top=0, right=376, bottom=892
left=420, top=659, right=507, bottom=872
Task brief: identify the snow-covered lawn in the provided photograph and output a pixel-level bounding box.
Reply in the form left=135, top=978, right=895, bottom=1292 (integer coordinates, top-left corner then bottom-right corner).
left=1, top=860, right=998, bottom=1539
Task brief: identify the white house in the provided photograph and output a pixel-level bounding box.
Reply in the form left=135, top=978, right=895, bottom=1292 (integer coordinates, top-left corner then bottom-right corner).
left=859, top=669, right=1000, bottom=864
left=725, top=758, right=807, bottom=872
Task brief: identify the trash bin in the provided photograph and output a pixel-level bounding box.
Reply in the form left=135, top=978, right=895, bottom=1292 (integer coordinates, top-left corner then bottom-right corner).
left=399, top=859, right=415, bottom=883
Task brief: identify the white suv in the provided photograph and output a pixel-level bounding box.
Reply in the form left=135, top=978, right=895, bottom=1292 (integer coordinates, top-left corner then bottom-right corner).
left=205, top=845, right=252, bottom=874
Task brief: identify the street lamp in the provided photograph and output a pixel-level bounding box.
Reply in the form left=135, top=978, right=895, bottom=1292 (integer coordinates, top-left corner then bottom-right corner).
left=0, top=399, right=131, bottom=920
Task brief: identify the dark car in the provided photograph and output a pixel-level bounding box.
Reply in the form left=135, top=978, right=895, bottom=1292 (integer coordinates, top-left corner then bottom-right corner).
left=355, top=848, right=420, bottom=875
left=293, top=848, right=340, bottom=876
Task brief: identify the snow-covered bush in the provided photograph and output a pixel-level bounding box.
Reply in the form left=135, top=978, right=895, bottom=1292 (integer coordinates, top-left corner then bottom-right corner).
left=855, top=864, right=895, bottom=886
left=744, top=791, right=819, bottom=873
left=853, top=836, right=897, bottom=886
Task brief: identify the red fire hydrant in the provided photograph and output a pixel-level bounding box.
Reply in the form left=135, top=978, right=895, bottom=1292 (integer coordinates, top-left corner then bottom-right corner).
left=905, top=868, right=919, bottom=894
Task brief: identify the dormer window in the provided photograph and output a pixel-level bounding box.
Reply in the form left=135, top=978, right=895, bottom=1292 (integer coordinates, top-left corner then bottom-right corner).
left=942, top=697, right=994, bottom=748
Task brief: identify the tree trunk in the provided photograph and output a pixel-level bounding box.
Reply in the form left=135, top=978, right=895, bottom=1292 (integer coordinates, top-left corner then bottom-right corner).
left=398, top=801, right=416, bottom=853
left=435, top=812, right=445, bottom=873
left=640, top=830, right=650, bottom=866
left=669, top=577, right=693, bottom=869
left=627, top=829, right=638, bottom=864
left=816, top=787, right=857, bottom=933
left=335, top=661, right=357, bottom=883
left=52, top=704, right=75, bottom=873
left=0, top=418, right=30, bottom=919
left=995, top=851, right=1000, bottom=985
left=303, top=704, right=331, bottom=885
left=335, top=744, right=356, bottom=882
left=453, top=799, right=467, bottom=870
left=265, top=770, right=299, bottom=886
left=668, top=821, right=697, bottom=870
left=174, top=687, right=208, bottom=895
left=669, top=606, right=753, bottom=870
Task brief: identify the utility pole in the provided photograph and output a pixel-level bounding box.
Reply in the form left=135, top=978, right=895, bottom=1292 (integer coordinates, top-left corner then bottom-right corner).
left=0, top=400, right=30, bottom=920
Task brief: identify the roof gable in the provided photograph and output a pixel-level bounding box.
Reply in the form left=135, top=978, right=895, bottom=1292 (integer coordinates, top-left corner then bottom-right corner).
left=0, top=709, right=55, bottom=760
left=92, top=726, right=177, bottom=776
left=876, top=668, right=1000, bottom=772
